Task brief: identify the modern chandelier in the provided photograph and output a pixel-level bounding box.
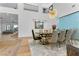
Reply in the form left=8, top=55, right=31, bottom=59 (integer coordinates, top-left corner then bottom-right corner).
left=48, top=4, right=57, bottom=19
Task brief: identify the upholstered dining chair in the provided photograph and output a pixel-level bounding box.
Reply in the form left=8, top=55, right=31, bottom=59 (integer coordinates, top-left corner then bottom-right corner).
left=48, top=30, right=58, bottom=44
left=58, top=30, right=66, bottom=42
left=32, top=29, right=41, bottom=40
left=58, top=30, right=66, bottom=47
left=39, top=29, right=43, bottom=34
left=65, top=29, right=74, bottom=45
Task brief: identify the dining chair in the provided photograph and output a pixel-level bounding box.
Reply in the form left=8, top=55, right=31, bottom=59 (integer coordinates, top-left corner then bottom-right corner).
left=58, top=30, right=66, bottom=42
left=65, top=29, right=74, bottom=45
left=58, top=30, right=66, bottom=47
left=48, top=30, right=58, bottom=44
left=39, top=29, right=43, bottom=34
left=32, top=29, right=41, bottom=40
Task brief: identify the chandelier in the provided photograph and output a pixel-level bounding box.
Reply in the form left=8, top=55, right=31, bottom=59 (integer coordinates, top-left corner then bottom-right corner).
left=48, top=4, right=57, bottom=19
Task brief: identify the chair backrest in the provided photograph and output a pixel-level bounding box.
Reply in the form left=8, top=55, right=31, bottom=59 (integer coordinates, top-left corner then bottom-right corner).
left=39, top=29, right=43, bottom=34
left=58, top=30, right=66, bottom=42
left=65, top=29, right=74, bottom=43
left=32, top=29, right=36, bottom=40
left=52, top=31, right=58, bottom=43
left=71, top=29, right=77, bottom=40
left=48, top=31, right=58, bottom=43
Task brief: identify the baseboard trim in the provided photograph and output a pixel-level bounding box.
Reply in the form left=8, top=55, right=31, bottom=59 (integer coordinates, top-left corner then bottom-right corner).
left=18, top=36, right=33, bottom=39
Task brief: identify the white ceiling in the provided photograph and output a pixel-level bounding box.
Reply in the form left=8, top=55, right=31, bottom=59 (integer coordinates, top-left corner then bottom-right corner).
left=53, top=3, right=79, bottom=17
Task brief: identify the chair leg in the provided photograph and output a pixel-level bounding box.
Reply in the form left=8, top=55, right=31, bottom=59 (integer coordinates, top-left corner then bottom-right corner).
left=58, top=42, right=61, bottom=48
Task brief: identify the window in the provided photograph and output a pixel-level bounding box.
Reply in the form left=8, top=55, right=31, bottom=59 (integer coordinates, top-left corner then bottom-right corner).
left=0, top=3, right=17, bottom=9
left=24, top=3, right=39, bottom=12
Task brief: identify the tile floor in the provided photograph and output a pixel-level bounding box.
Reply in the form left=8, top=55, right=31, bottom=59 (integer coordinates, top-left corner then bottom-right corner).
left=28, top=39, right=67, bottom=56
left=0, top=33, right=79, bottom=56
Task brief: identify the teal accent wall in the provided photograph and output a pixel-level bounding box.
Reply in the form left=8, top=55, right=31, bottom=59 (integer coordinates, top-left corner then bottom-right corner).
left=58, top=11, right=79, bottom=40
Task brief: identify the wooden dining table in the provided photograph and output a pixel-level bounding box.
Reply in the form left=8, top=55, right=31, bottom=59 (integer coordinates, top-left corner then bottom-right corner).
left=38, top=33, right=52, bottom=45
left=35, top=30, right=61, bottom=45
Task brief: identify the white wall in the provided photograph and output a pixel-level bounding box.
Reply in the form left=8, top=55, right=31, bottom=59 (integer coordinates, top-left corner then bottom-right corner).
left=0, top=18, right=1, bottom=33
left=18, top=3, right=39, bottom=37
left=0, top=3, right=41, bottom=37
left=18, top=3, right=53, bottom=37
left=0, top=3, right=60, bottom=37
left=53, top=3, right=79, bottom=17
left=0, top=22, right=1, bottom=37
left=0, top=22, right=1, bottom=34
left=2, top=3, right=79, bottom=37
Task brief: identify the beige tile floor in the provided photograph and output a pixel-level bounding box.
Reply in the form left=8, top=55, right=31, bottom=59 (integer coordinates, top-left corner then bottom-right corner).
left=28, top=38, right=79, bottom=56
left=0, top=33, right=79, bottom=56
left=28, top=39, right=67, bottom=56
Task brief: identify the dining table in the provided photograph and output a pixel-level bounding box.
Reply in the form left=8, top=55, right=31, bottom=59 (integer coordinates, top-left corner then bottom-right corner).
left=38, top=33, right=52, bottom=45
left=35, top=29, right=61, bottom=45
